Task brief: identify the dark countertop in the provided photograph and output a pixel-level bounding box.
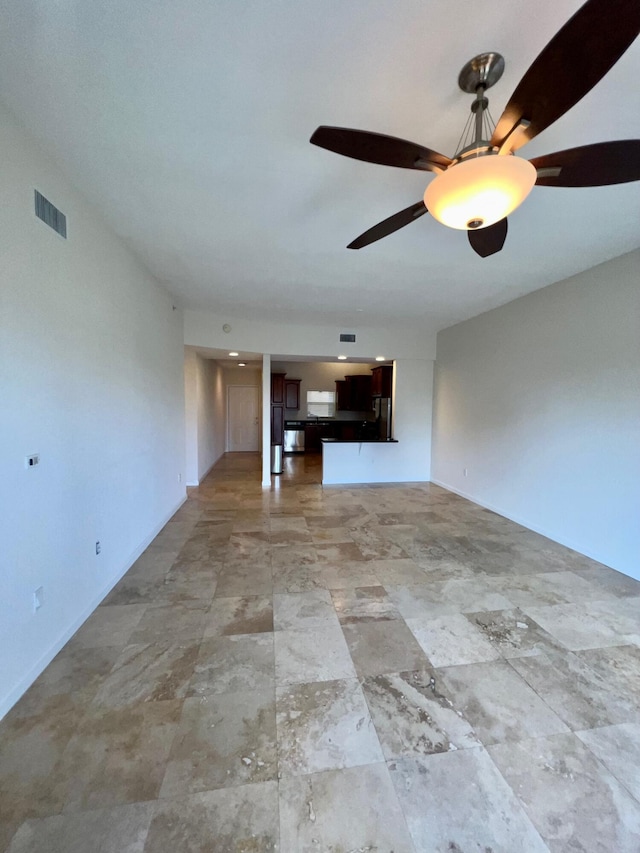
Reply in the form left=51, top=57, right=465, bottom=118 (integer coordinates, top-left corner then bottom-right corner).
left=285, top=419, right=340, bottom=426
left=321, top=438, right=398, bottom=444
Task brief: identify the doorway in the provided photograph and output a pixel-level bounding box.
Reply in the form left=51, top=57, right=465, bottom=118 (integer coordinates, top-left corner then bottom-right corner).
left=227, top=385, right=261, bottom=451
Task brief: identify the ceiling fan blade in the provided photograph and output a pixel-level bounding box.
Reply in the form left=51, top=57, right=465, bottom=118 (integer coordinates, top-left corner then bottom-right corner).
left=468, top=219, right=508, bottom=258
left=491, top=0, right=640, bottom=153
left=311, top=126, right=451, bottom=172
left=531, top=140, right=640, bottom=186
left=347, top=201, right=427, bottom=250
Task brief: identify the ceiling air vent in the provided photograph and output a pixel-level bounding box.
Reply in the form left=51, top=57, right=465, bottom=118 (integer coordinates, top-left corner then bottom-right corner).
left=340, top=333, right=356, bottom=343
left=34, top=190, right=67, bottom=238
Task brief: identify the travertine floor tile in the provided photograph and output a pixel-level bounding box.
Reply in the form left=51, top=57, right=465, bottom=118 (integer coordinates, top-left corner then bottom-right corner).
left=330, top=585, right=401, bottom=624
left=387, top=576, right=513, bottom=619
left=275, top=625, right=356, bottom=685
left=70, top=605, right=148, bottom=649
left=4, top=452, right=638, bottom=851
left=438, top=660, right=569, bottom=745
left=0, top=694, right=82, bottom=825
left=144, top=782, right=279, bottom=852
left=573, top=566, right=640, bottom=599
left=466, top=607, right=563, bottom=658
left=489, top=733, right=640, bottom=852
left=510, top=649, right=640, bottom=730
left=272, top=562, right=325, bottom=593
left=524, top=600, right=640, bottom=650
left=204, top=595, right=273, bottom=636
left=388, top=748, right=550, bottom=852
left=576, top=644, right=640, bottom=696
left=19, top=645, right=121, bottom=706
left=318, top=561, right=382, bottom=589
left=341, top=619, right=431, bottom=677
left=213, top=564, right=273, bottom=597
left=127, top=603, right=207, bottom=644
left=160, top=689, right=277, bottom=796
left=188, top=633, right=275, bottom=696
left=273, top=589, right=339, bottom=630
left=278, top=764, right=415, bottom=853
left=7, top=802, right=154, bottom=853
left=406, top=612, right=501, bottom=667
left=494, top=570, right=606, bottom=608
left=362, top=669, right=480, bottom=759
left=276, top=678, right=383, bottom=776
left=57, top=700, right=182, bottom=813
left=576, top=723, right=640, bottom=803
left=91, top=641, right=200, bottom=708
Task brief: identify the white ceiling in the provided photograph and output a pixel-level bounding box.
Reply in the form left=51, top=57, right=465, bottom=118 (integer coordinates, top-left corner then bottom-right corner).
left=1, top=0, right=638, bottom=333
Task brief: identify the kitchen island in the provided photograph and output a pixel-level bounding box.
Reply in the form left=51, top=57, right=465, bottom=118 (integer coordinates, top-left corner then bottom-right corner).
left=320, top=437, right=401, bottom=485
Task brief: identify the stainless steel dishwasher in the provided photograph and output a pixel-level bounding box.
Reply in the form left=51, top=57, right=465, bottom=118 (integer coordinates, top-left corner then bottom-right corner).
left=284, top=422, right=305, bottom=453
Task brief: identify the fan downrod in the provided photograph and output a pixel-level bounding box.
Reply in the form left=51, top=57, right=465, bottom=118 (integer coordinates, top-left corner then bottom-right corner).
left=458, top=53, right=505, bottom=93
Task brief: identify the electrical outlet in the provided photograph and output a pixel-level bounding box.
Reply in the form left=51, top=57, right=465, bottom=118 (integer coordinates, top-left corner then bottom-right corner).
left=26, top=453, right=40, bottom=468
left=33, top=586, right=44, bottom=613
left=463, top=468, right=468, bottom=477
left=95, top=541, right=101, bottom=555
left=178, top=473, right=182, bottom=483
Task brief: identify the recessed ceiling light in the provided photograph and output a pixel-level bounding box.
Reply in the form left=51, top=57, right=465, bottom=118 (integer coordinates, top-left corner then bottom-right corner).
left=238, top=362, right=246, bottom=367
left=337, top=355, right=347, bottom=360
left=375, top=356, right=385, bottom=362
left=229, top=352, right=239, bottom=357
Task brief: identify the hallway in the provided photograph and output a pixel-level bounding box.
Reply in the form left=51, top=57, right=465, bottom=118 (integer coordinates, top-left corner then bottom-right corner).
left=1, top=453, right=640, bottom=851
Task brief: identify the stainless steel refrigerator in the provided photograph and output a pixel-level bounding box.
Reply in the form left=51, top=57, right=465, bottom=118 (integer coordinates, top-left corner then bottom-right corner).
left=374, top=397, right=392, bottom=440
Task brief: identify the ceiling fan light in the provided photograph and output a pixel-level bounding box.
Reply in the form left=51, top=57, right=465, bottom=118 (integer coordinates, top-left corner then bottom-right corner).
left=424, top=155, right=537, bottom=230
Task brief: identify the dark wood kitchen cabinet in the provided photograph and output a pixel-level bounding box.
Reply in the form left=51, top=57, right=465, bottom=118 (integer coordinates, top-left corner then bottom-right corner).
left=336, top=375, right=372, bottom=411
left=271, top=372, right=285, bottom=405
left=304, top=423, right=321, bottom=452
left=371, top=365, right=393, bottom=397
left=271, top=373, right=286, bottom=444
left=347, top=374, right=373, bottom=411
left=284, top=378, right=301, bottom=410
left=305, top=422, right=335, bottom=451
left=335, top=380, right=350, bottom=411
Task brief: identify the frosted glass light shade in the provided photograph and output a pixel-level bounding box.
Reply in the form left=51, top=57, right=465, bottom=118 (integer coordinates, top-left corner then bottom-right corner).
left=424, top=155, right=537, bottom=230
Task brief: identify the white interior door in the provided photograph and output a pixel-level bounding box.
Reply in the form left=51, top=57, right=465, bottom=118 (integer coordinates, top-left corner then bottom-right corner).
left=227, top=385, right=261, bottom=451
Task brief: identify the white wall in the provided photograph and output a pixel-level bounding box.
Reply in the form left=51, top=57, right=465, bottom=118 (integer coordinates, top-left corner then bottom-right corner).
left=184, top=349, right=226, bottom=485
left=184, top=350, right=199, bottom=485
left=0, top=103, right=186, bottom=718
left=224, top=367, right=262, bottom=388
left=432, top=249, right=640, bottom=579
left=198, top=359, right=225, bottom=480
left=184, top=309, right=437, bottom=360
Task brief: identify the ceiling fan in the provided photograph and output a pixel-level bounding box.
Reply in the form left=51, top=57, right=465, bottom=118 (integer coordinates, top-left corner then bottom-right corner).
left=310, top=0, right=640, bottom=258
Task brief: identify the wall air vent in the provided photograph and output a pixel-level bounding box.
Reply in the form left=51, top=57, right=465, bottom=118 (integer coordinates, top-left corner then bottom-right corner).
left=339, top=333, right=356, bottom=343
left=34, top=190, right=67, bottom=238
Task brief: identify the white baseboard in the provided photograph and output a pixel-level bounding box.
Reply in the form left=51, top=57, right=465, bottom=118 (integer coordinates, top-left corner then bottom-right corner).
left=430, top=478, right=618, bottom=572
left=0, top=494, right=187, bottom=720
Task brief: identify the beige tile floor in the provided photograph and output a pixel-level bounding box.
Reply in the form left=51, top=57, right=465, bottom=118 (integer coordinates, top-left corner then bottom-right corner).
left=2, top=451, right=640, bottom=852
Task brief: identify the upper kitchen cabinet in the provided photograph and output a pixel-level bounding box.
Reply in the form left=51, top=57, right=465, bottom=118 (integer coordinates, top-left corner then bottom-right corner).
left=271, top=373, right=286, bottom=444
left=348, top=374, right=373, bottom=411
left=336, top=374, right=373, bottom=411
left=284, top=378, right=301, bottom=410
left=271, top=372, right=286, bottom=405
left=371, top=365, right=393, bottom=398
left=335, top=379, right=350, bottom=411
